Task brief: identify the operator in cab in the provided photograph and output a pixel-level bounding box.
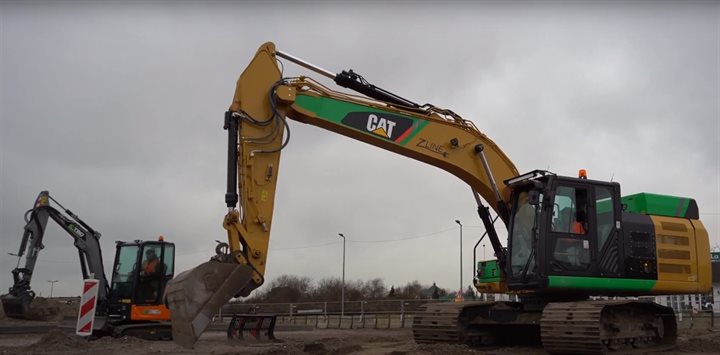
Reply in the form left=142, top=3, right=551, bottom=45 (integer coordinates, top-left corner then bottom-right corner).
left=141, top=249, right=160, bottom=276
left=140, top=248, right=162, bottom=301
left=572, top=209, right=587, bottom=234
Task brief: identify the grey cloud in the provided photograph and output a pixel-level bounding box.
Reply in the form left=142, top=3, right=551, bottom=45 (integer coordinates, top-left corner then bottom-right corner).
left=1, top=0, right=717, bottom=297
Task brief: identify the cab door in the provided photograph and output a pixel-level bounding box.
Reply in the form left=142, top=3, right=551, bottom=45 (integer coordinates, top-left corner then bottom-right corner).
left=546, top=181, right=597, bottom=276
left=158, top=243, right=175, bottom=298
left=592, top=183, right=623, bottom=277
left=136, top=242, right=175, bottom=305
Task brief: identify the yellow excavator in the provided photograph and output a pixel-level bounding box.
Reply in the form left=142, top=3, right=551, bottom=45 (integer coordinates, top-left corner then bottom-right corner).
left=165, top=42, right=711, bottom=353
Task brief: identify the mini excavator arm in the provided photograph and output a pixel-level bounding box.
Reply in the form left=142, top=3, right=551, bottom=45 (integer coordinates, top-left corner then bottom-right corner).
left=1, top=191, right=110, bottom=319
left=165, top=42, right=519, bottom=348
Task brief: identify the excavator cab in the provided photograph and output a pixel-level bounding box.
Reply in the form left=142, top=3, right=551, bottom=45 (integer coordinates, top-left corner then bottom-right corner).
left=503, top=171, right=623, bottom=292
left=500, top=170, right=707, bottom=298
left=106, top=239, right=174, bottom=325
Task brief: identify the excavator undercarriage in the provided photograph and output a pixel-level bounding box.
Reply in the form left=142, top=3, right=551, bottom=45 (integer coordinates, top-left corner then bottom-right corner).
left=412, top=300, right=676, bottom=354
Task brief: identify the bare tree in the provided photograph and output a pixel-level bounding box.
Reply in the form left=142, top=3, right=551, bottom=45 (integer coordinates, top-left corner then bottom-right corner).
left=270, top=275, right=312, bottom=294
left=314, top=277, right=343, bottom=301
left=249, top=274, right=313, bottom=303
left=362, top=278, right=386, bottom=299
left=346, top=280, right=365, bottom=301
left=399, top=280, right=425, bottom=299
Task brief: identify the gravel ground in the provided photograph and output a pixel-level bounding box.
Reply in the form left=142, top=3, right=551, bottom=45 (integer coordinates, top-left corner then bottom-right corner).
left=0, top=326, right=718, bottom=355
left=1, top=300, right=719, bottom=355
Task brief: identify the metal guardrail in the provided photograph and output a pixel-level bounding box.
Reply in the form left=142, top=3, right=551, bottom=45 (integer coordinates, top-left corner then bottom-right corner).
left=216, top=298, right=719, bottom=331
left=276, top=314, right=416, bottom=329
left=219, top=299, right=446, bottom=319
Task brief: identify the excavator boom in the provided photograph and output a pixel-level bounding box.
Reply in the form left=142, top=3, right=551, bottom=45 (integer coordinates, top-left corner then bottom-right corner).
left=2, top=191, right=110, bottom=319
left=165, top=42, right=519, bottom=347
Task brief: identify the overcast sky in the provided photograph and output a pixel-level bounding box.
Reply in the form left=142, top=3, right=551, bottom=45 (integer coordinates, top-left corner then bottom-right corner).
left=1, top=0, right=718, bottom=298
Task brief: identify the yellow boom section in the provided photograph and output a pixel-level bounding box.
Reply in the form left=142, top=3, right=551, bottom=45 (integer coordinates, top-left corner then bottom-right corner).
left=166, top=42, right=518, bottom=348
left=227, top=41, right=518, bottom=292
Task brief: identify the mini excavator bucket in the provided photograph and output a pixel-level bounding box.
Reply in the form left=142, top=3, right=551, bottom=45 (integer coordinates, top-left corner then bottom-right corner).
left=165, top=261, right=255, bottom=348
left=1, top=293, right=61, bottom=321
left=0, top=293, right=32, bottom=319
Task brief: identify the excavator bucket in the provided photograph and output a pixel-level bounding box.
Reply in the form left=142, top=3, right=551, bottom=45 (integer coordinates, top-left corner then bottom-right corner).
left=165, top=261, right=254, bottom=348
left=227, top=313, right=277, bottom=341
left=0, top=293, right=31, bottom=319
left=1, top=294, right=61, bottom=321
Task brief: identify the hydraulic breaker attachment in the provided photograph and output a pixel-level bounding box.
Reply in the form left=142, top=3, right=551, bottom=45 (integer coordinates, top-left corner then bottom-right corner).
left=227, top=313, right=277, bottom=341
left=164, top=261, right=254, bottom=348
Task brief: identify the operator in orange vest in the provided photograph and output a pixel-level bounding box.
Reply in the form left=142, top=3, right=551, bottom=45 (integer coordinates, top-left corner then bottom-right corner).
left=141, top=249, right=160, bottom=276
left=572, top=209, right=587, bottom=234
left=139, top=248, right=161, bottom=301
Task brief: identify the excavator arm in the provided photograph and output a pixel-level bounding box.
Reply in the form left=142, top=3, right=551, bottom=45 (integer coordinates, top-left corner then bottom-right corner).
left=165, top=42, right=519, bottom=348
left=1, top=191, right=110, bottom=319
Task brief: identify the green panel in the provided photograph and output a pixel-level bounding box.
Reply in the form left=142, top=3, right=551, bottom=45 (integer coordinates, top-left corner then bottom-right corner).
left=294, top=94, right=426, bottom=146
left=295, top=95, right=363, bottom=123
left=548, top=276, right=655, bottom=291
left=622, top=193, right=690, bottom=218
left=477, top=260, right=502, bottom=283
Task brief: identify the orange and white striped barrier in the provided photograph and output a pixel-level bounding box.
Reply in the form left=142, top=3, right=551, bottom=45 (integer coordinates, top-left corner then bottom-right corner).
left=76, top=279, right=99, bottom=336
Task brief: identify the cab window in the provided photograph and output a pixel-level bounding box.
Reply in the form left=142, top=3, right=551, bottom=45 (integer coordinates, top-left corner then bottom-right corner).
left=163, top=244, right=175, bottom=277
left=551, top=186, right=588, bottom=234
left=551, top=186, right=590, bottom=271
left=509, top=190, right=542, bottom=277
left=111, top=245, right=139, bottom=299
left=595, top=186, right=615, bottom=252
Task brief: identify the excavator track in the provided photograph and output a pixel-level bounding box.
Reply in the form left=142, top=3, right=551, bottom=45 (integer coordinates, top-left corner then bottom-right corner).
left=112, top=322, right=173, bottom=340
left=412, top=302, right=477, bottom=343
left=413, top=301, right=541, bottom=346
left=541, top=300, right=677, bottom=354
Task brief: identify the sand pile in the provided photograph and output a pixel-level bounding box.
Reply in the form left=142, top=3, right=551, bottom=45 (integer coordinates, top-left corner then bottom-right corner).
left=24, top=297, right=62, bottom=321
left=58, top=299, right=80, bottom=318
left=28, top=329, right=89, bottom=351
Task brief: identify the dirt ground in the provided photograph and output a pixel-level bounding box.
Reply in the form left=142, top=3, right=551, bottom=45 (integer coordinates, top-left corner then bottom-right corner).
left=0, top=328, right=530, bottom=355
left=0, top=325, right=719, bottom=355
left=1, top=299, right=719, bottom=355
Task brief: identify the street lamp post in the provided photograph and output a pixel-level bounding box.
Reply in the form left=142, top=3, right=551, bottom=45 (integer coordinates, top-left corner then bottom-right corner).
left=455, top=220, right=462, bottom=293
left=338, top=233, right=346, bottom=318
left=47, top=280, right=59, bottom=298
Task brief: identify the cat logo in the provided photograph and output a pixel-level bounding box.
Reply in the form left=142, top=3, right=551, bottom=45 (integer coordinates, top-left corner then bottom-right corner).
left=366, top=114, right=397, bottom=138
left=340, top=111, right=415, bottom=142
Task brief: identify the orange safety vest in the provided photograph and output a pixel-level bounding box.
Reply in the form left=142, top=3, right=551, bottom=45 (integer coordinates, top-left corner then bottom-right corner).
left=572, top=221, right=586, bottom=234
left=144, top=258, right=159, bottom=273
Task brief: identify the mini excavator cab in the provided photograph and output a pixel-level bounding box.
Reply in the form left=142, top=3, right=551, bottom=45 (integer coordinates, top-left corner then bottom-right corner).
left=107, top=239, right=175, bottom=324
